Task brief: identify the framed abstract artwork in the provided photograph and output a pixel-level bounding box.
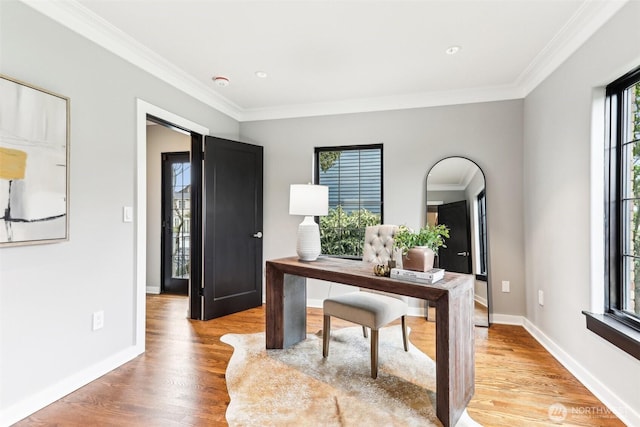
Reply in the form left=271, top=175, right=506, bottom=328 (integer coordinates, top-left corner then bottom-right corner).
left=0, top=75, right=70, bottom=247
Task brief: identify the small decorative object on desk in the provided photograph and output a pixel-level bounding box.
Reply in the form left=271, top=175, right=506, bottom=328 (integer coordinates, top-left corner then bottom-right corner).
left=373, top=263, right=391, bottom=277
left=390, top=267, right=445, bottom=284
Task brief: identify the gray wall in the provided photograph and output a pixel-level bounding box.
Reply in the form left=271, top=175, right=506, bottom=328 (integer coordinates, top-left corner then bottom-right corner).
left=0, top=1, right=238, bottom=420
left=240, top=100, right=525, bottom=314
left=523, top=0, right=640, bottom=417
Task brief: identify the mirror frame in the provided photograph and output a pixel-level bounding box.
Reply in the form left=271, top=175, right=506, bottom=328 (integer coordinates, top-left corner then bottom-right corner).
left=425, top=156, right=491, bottom=327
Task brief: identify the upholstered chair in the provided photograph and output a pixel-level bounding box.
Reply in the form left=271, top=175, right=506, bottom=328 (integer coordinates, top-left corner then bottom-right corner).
left=322, top=224, right=409, bottom=379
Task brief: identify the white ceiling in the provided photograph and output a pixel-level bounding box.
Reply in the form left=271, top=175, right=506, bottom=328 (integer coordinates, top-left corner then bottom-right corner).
left=25, top=0, right=627, bottom=121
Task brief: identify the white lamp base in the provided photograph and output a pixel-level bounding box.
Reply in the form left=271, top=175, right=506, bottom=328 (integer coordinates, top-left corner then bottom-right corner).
left=296, top=216, right=321, bottom=261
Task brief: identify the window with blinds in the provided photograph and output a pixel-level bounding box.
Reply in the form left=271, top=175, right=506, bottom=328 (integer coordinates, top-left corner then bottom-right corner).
left=315, top=145, right=383, bottom=257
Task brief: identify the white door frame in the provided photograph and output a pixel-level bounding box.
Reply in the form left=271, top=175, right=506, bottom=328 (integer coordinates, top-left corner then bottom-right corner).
left=134, top=99, right=209, bottom=352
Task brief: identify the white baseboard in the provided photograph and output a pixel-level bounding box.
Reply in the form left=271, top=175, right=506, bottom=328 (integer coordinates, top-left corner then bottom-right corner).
left=474, top=295, right=488, bottom=307
left=523, top=319, right=640, bottom=427
left=0, top=346, right=143, bottom=427
left=307, top=298, right=323, bottom=309
left=490, top=313, right=524, bottom=325
left=146, top=286, right=161, bottom=294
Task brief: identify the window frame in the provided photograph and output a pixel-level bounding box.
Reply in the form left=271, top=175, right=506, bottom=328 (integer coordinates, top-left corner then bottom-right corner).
left=585, top=66, right=640, bottom=361
left=314, top=144, right=384, bottom=258
left=605, top=66, right=640, bottom=331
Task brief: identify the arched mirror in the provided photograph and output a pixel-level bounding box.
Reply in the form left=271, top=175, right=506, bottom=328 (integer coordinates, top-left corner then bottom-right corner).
left=426, top=157, right=490, bottom=327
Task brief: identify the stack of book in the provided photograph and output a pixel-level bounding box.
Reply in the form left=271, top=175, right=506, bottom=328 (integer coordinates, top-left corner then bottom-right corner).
left=390, top=267, right=445, bottom=284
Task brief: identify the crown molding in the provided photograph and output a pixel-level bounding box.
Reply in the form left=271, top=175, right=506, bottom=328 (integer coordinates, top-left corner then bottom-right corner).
left=237, top=84, right=523, bottom=122
left=20, top=0, right=243, bottom=121
left=20, top=0, right=628, bottom=122
left=516, top=0, right=628, bottom=95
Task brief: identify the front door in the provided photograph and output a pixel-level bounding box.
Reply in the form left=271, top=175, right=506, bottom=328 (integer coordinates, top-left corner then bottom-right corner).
left=202, top=136, right=263, bottom=319
left=161, top=152, right=190, bottom=295
left=437, top=200, right=472, bottom=274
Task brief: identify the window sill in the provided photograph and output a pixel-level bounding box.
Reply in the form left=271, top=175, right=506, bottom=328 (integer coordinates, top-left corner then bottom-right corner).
left=582, top=311, right=640, bottom=360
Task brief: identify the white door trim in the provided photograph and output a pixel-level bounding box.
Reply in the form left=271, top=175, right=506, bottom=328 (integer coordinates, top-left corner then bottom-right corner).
left=135, top=99, right=209, bottom=351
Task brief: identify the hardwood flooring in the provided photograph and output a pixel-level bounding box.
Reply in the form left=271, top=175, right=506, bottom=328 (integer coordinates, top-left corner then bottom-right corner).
left=16, top=294, right=624, bottom=426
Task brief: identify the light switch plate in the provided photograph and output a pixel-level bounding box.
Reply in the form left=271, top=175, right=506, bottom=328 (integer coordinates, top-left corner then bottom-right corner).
left=123, top=206, right=133, bottom=223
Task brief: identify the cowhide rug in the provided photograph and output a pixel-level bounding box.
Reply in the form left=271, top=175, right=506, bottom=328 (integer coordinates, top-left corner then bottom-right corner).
left=221, top=325, right=481, bottom=426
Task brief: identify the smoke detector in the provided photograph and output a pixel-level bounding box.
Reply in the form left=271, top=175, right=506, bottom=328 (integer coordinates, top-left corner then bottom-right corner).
left=213, top=76, right=230, bottom=87
left=445, top=46, right=461, bottom=55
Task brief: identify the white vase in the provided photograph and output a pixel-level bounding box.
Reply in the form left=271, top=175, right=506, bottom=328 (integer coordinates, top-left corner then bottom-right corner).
left=296, top=216, right=321, bottom=261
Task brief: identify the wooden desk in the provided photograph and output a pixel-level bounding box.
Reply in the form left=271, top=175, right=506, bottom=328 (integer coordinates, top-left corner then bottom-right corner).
left=265, top=256, right=475, bottom=427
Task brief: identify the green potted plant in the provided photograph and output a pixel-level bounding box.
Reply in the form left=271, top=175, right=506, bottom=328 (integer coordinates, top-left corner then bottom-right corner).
left=394, top=224, right=450, bottom=271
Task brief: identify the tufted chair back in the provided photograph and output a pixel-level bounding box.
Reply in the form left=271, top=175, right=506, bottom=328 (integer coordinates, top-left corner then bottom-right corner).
left=361, top=224, right=407, bottom=302
left=362, top=224, right=398, bottom=264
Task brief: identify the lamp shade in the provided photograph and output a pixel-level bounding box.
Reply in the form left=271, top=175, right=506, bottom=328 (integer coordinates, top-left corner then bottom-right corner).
left=289, top=184, right=328, bottom=216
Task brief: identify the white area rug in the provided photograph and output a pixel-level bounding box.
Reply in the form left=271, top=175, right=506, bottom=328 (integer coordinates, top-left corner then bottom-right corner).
left=221, top=325, right=481, bottom=426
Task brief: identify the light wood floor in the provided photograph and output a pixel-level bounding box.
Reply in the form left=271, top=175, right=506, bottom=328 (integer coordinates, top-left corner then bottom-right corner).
left=16, top=294, right=624, bottom=426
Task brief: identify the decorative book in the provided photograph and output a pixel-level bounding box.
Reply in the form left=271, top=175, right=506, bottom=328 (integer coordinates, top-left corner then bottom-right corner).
left=390, top=267, right=445, bottom=284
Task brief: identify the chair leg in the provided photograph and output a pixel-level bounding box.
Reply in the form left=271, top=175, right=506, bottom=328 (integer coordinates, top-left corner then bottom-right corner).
left=401, top=316, right=408, bottom=352
left=362, top=325, right=368, bottom=338
left=323, top=315, right=331, bottom=358
left=370, top=329, right=379, bottom=379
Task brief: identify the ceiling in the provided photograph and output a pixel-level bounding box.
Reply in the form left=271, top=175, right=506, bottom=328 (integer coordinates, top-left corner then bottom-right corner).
left=26, top=0, right=627, bottom=121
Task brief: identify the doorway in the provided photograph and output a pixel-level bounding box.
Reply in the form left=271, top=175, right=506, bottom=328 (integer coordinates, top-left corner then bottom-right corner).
left=135, top=100, right=211, bottom=352
left=146, top=120, right=191, bottom=296
left=161, top=151, right=190, bottom=295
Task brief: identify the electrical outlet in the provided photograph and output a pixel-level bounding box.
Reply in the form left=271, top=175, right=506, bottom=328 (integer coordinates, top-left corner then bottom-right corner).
left=501, top=280, right=510, bottom=292
left=92, top=310, right=104, bottom=331
left=538, top=290, right=544, bottom=306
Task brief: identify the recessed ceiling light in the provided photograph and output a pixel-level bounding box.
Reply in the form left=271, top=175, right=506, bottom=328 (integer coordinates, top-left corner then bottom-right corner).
left=212, top=76, right=230, bottom=87
left=255, top=71, right=268, bottom=79
left=445, top=46, right=461, bottom=55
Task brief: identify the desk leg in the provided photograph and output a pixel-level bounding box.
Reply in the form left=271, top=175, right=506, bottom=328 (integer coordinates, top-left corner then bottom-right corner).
left=435, top=284, right=475, bottom=427
left=266, top=264, right=307, bottom=349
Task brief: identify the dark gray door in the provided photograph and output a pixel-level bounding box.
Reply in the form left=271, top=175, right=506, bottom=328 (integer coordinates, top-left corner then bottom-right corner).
left=202, top=136, right=263, bottom=320
left=437, top=200, right=472, bottom=274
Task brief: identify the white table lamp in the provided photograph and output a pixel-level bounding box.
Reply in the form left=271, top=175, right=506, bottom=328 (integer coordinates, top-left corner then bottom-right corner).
left=289, top=184, right=328, bottom=261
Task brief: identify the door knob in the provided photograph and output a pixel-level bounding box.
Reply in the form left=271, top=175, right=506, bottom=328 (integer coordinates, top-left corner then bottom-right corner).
left=457, top=251, right=469, bottom=256
left=252, top=231, right=263, bottom=239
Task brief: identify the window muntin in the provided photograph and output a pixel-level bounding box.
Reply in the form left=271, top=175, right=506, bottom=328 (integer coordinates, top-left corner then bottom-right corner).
left=315, top=145, right=383, bottom=257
